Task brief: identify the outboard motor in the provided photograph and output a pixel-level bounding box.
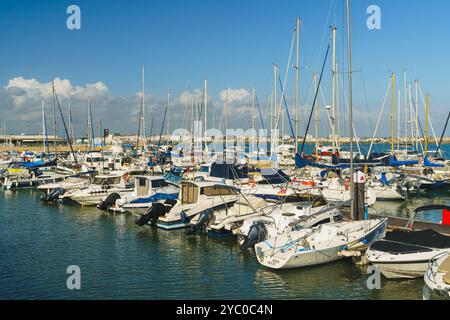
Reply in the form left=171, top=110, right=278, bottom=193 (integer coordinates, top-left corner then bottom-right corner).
left=135, top=203, right=168, bottom=226
left=186, top=209, right=213, bottom=235
left=240, top=222, right=267, bottom=251
left=41, top=187, right=65, bottom=202
left=97, top=193, right=121, bottom=211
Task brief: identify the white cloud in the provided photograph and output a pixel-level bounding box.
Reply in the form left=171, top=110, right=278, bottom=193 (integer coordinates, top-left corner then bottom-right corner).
left=219, top=88, right=250, bottom=103
left=178, top=89, right=203, bottom=106
left=4, top=76, right=108, bottom=107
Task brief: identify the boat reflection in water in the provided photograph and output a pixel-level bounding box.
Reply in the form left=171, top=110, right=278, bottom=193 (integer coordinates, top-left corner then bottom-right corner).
left=254, top=261, right=424, bottom=300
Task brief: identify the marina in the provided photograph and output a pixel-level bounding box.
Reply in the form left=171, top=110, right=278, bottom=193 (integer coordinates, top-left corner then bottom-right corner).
left=1, top=0, right=450, bottom=302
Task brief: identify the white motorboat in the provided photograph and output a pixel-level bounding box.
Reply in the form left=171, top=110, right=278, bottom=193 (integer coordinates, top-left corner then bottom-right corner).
left=3, top=171, right=68, bottom=190
left=135, top=180, right=239, bottom=230
left=366, top=229, right=450, bottom=279
left=188, top=194, right=269, bottom=236
left=369, top=181, right=405, bottom=201
left=98, top=175, right=180, bottom=214
left=236, top=195, right=345, bottom=250
left=254, top=218, right=387, bottom=269
left=38, top=176, right=90, bottom=202
left=313, top=178, right=377, bottom=206
left=60, top=171, right=132, bottom=206
left=424, top=252, right=450, bottom=300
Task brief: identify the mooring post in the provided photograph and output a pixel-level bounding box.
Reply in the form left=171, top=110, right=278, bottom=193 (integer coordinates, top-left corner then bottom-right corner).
left=352, top=170, right=366, bottom=220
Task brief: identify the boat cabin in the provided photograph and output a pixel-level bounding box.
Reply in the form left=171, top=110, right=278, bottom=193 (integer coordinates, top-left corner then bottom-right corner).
left=180, top=181, right=238, bottom=205
left=134, top=176, right=170, bottom=196
left=85, top=152, right=105, bottom=164
left=92, top=172, right=126, bottom=186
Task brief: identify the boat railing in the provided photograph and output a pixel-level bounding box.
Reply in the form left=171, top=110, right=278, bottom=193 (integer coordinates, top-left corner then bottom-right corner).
left=426, top=251, right=450, bottom=285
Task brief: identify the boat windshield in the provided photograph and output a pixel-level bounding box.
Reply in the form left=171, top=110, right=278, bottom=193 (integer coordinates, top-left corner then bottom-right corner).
left=201, top=186, right=237, bottom=196
left=199, top=166, right=209, bottom=173
left=93, top=177, right=121, bottom=185
left=151, top=179, right=169, bottom=188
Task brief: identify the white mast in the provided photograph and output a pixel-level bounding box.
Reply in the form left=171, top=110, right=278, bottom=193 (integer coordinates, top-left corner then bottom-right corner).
left=415, top=79, right=419, bottom=151
left=397, top=89, right=401, bottom=151
left=225, top=88, right=229, bottom=162
left=346, top=0, right=355, bottom=219
left=273, top=64, right=278, bottom=132
left=142, top=65, right=146, bottom=141
left=204, top=79, right=208, bottom=156
left=87, top=97, right=92, bottom=149
left=252, top=85, right=256, bottom=152
left=167, top=88, right=170, bottom=138
left=331, top=26, right=337, bottom=154
left=295, top=17, right=300, bottom=153
left=42, top=100, right=46, bottom=154
left=404, top=70, right=408, bottom=150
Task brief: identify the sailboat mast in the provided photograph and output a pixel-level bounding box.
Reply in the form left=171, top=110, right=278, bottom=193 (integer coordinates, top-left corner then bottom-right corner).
left=295, top=17, right=300, bottom=153
left=273, top=64, right=278, bottom=132
left=204, top=79, right=208, bottom=156
left=167, top=88, right=170, bottom=138
left=52, top=81, right=57, bottom=158
left=68, top=93, right=72, bottom=145
left=425, top=94, right=430, bottom=154
left=142, top=65, right=146, bottom=143
left=404, top=71, right=408, bottom=150
left=397, top=89, right=401, bottom=151
left=42, top=100, right=46, bottom=154
left=331, top=26, right=337, bottom=154
left=252, top=85, right=256, bottom=151
left=225, top=88, right=229, bottom=163
left=391, top=72, right=396, bottom=154
left=346, top=0, right=355, bottom=219
left=314, top=71, right=319, bottom=161
left=87, top=96, right=94, bottom=149
left=415, top=79, right=419, bottom=151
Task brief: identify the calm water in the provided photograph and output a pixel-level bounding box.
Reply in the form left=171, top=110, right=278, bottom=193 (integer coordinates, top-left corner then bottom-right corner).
left=0, top=144, right=449, bottom=300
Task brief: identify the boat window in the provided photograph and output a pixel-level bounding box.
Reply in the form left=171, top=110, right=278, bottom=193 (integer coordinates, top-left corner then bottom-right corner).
left=199, top=166, right=209, bottom=173
left=94, top=177, right=121, bottom=185
left=152, top=179, right=169, bottom=188
left=201, top=186, right=237, bottom=196
left=138, top=178, right=147, bottom=187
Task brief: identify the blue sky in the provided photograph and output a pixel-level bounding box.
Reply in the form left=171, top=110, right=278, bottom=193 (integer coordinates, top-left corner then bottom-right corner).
left=0, top=0, right=449, bottom=137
